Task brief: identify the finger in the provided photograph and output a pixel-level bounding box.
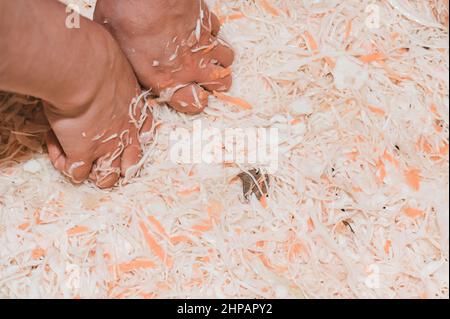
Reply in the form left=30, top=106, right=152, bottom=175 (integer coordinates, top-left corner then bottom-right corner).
left=202, top=5, right=221, bottom=36
left=46, top=130, right=66, bottom=173
left=120, top=134, right=143, bottom=180
left=196, top=63, right=232, bottom=92
left=167, top=83, right=209, bottom=114
left=46, top=130, right=92, bottom=184
left=208, top=41, right=235, bottom=67
left=210, top=12, right=221, bottom=36
left=90, top=156, right=121, bottom=189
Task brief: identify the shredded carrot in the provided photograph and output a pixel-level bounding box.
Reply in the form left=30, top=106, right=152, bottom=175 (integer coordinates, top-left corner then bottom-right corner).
left=403, top=207, right=425, bottom=218
left=147, top=216, right=168, bottom=237
left=192, top=220, right=212, bottom=232
left=324, top=57, right=336, bottom=68
left=177, top=186, right=200, bottom=196
left=439, top=143, right=449, bottom=155
left=259, top=195, right=268, bottom=208
left=376, top=159, right=386, bottom=182
left=207, top=199, right=223, bottom=220
left=288, top=243, right=303, bottom=262
left=219, top=13, right=245, bottom=24
left=358, top=52, right=386, bottom=63
left=404, top=169, right=421, bottom=191
left=110, top=259, right=156, bottom=273
left=138, top=220, right=173, bottom=268
left=391, top=32, right=400, bottom=40
left=18, top=222, right=30, bottom=231
left=344, top=20, right=353, bottom=42
left=307, top=217, right=315, bottom=231
left=383, top=150, right=399, bottom=167
left=430, top=104, right=438, bottom=115
left=346, top=151, right=359, bottom=161
left=213, top=91, right=253, bottom=110
left=384, top=240, right=392, bottom=254
left=67, top=226, right=89, bottom=236
left=31, top=248, right=45, bottom=260
left=352, top=186, right=363, bottom=192
left=259, top=254, right=287, bottom=273
left=368, top=104, right=386, bottom=116
left=304, top=31, right=319, bottom=54
left=260, top=0, right=280, bottom=16
left=291, top=118, right=301, bottom=125
left=434, top=122, right=443, bottom=133
left=170, top=235, right=193, bottom=245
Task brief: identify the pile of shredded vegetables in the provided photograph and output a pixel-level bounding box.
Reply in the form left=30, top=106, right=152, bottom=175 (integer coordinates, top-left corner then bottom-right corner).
left=0, top=0, right=448, bottom=298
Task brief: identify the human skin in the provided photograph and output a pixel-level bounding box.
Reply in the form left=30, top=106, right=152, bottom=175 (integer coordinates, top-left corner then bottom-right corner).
left=0, top=0, right=151, bottom=188
left=93, top=0, right=235, bottom=114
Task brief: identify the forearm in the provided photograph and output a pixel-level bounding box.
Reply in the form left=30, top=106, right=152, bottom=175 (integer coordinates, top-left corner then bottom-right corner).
left=0, top=0, right=114, bottom=112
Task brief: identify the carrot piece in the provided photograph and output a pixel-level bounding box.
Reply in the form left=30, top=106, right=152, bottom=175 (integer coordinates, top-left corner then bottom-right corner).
left=67, top=226, right=89, bottom=236
left=288, top=243, right=303, bottom=262
left=384, top=240, right=392, bottom=254
left=259, top=195, right=268, bottom=208
left=32, top=248, right=45, bottom=260
left=219, top=13, right=245, bottom=24
left=259, top=254, right=287, bottom=273
left=177, top=186, right=200, bottom=196
left=358, top=52, right=386, bottom=63
left=368, top=104, right=386, bottom=116
left=404, top=169, right=421, bottom=191
left=260, top=0, right=280, bottom=16
left=307, top=217, right=315, bottom=231
left=147, top=216, right=168, bottom=237
left=138, top=220, right=173, bottom=267
left=213, top=91, right=253, bottom=110
left=207, top=200, right=223, bottom=220
left=304, top=31, right=319, bottom=54
left=170, top=235, right=193, bottom=245
left=324, top=57, right=336, bottom=68
left=383, top=150, right=399, bottom=167
left=344, top=20, right=353, bottom=42
left=403, top=207, right=425, bottom=218
left=429, top=104, right=438, bottom=115
left=111, top=259, right=156, bottom=273
left=439, top=143, right=449, bottom=155
left=18, top=222, right=30, bottom=231
left=376, top=159, right=386, bottom=182
left=192, top=220, right=212, bottom=232
left=346, top=151, right=359, bottom=161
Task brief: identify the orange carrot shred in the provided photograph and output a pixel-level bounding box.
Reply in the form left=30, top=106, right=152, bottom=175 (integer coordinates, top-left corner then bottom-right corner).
left=405, top=169, right=421, bottom=191
left=384, top=240, right=392, bottom=254
left=170, top=235, right=193, bottom=245
left=259, top=195, right=268, bottom=208
left=344, top=20, right=353, bottom=42
left=213, top=91, right=253, bottom=110
left=177, top=186, right=200, bottom=196
left=260, top=0, right=280, bottom=16
left=368, top=104, right=386, bottom=116
left=358, top=52, right=386, bottom=63
left=147, top=216, right=168, bottom=237
left=32, top=248, right=45, bottom=260
left=403, top=207, right=425, bottom=218
left=219, top=13, right=245, bottom=24
left=111, top=259, right=156, bottom=273
left=67, top=226, right=89, bottom=236
left=304, top=31, right=319, bottom=54
left=18, top=222, right=30, bottom=231
left=138, top=220, right=173, bottom=267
